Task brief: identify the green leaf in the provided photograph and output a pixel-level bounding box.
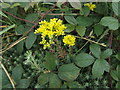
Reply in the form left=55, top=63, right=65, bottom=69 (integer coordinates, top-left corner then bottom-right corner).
left=64, top=16, right=77, bottom=25
left=100, top=17, right=119, bottom=30
left=92, top=59, right=110, bottom=78
left=110, top=70, right=119, bottom=81
left=75, top=53, right=94, bottom=67
left=49, top=73, right=61, bottom=88
left=116, top=82, right=120, bottom=88
left=25, top=13, right=39, bottom=26
left=67, top=81, right=83, bottom=88
left=58, top=63, right=80, bottom=81
left=44, top=52, right=58, bottom=70
left=0, top=10, right=8, bottom=18
left=10, top=3, right=21, bottom=8
left=117, top=65, right=120, bottom=80
left=2, top=69, right=11, bottom=86
left=94, top=3, right=108, bottom=15
left=25, top=31, right=37, bottom=49
left=76, top=26, right=86, bottom=37
left=81, top=7, right=90, bottom=16
left=0, top=3, right=11, bottom=8
left=12, top=65, right=24, bottom=84
left=0, top=69, right=2, bottom=88
left=0, top=24, right=15, bottom=35
left=90, top=44, right=101, bottom=59
left=15, top=25, right=25, bottom=35
left=57, top=0, right=66, bottom=8
left=17, top=79, right=30, bottom=88
left=76, top=16, right=94, bottom=26
left=38, top=73, right=49, bottom=86
left=101, top=49, right=112, bottom=59
left=112, top=2, right=120, bottom=16
left=115, top=52, right=120, bottom=61
left=94, top=24, right=104, bottom=36
left=3, top=84, right=12, bottom=88
left=16, top=40, right=24, bottom=54
left=68, top=1, right=81, bottom=9
left=64, top=24, right=75, bottom=33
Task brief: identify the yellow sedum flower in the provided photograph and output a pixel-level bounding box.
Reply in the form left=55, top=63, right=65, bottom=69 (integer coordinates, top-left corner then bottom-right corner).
left=34, top=18, right=66, bottom=49
left=63, top=35, right=76, bottom=46
left=84, top=3, right=96, bottom=11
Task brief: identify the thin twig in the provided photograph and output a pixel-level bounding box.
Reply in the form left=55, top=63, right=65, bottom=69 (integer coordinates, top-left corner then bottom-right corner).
left=40, top=13, right=80, bottom=16
left=97, top=29, right=109, bottom=42
left=74, top=41, right=89, bottom=56
left=0, top=61, right=16, bottom=89
left=0, top=3, right=57, bottom=54
left=1, top=9, right=36, bottom=24
left=20, top=3, right=57, bottom=39
left=108, top=31, right=113, bottom=88
left=75, top=36, right=106, bottom=47
left=81, top=37, right=106, bottom=47
left=0, top=37, right=27, bottom=54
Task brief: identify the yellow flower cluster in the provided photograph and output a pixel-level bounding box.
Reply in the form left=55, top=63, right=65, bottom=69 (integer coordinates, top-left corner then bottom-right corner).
left=34, top=18, right=66, bottom=49
left=84, top=3, right=96, bottom=11
left=63, top=35, right=76, bottom=46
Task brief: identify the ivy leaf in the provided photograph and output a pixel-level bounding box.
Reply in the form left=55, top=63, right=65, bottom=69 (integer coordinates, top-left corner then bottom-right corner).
left=75, top=53, right=94, bottom=67
left=100, top=17, right=119, bottom=30
left=25, top=31, right=37, bottom=49
left=92, top=59, right=110, bottom=78
left=64, top=16, right=77, bottom=25
left=100, top=49, right=112, bottom=59
left=58, top=64, right=80, bottom=81
left=49, top=73, right=61, bottom=88
left=76, top=26, right=86, bottom=37
left=90, top=44, right=101, bottom=59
